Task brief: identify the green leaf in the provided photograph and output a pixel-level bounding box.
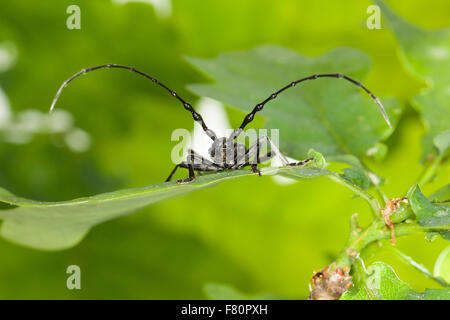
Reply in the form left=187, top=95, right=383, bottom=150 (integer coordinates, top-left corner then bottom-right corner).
left=425, top=232, right=440, bottom=242
left=204, top=283, right=286, bottom=300
left=307, top=148, right=327, bottom=169
left=440, top=231, right=450, bottom=241
left=0, top=148, right=376, bottom=251
left=413, top=89, right=450, bottom=158
left=416, top=132, right=450, bottom=185
left=434, top=246, right=450, bottom=284
left=341, top=262, right=450, bottom=300
left=408, top=184, right=450, bottom=227
left=341, top=167, right=371, bottom=190
left=429, top=184, right=450, bottom=202
left=388, top=246, right=448, bottom=287
left=405, top=289, right=450, bottom=300
left=0, top=165, right=328, bottom=250
left=365, top=142, right=388, bottom=161
left=341, top=262, right=414, bottom=300
left=327, top=154, right=364, bottom=169
left=434, top=131, right=450, bottom=157
left=376, top=0, right=450, bottom=157
left=430, top=185, right=450, bottom=241
left=186, top=45, right=400, bottom=160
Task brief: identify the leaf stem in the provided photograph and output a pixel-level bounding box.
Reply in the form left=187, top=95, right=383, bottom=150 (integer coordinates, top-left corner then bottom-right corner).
left=335, top=217, right=447, bottom=269
left=417, top=153, right=445, bottom=186
left=385, top=246, right=448, bottom=287
left=327, top=173, right=381, bottom=218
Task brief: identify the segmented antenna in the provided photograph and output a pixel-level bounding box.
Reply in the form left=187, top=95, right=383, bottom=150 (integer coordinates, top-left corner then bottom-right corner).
left=238, top=73, right=391, bottom=134
left=49, top=64, right=217, bottom=140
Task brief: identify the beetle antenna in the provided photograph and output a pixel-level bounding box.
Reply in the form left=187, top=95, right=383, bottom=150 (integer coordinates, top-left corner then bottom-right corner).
left=236, top=73, right=391, bottom=138
left=49, top=64, right=217, bottom=141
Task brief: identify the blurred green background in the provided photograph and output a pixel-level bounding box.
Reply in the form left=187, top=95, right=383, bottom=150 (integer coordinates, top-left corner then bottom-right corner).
left=0, top=0, right=449, bottom=299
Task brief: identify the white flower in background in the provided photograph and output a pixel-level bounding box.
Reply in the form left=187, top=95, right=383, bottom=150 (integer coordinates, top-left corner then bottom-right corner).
left=0, top=41, right=17, bottom=73
left=0, top=86, right=12, bottom=127
left=0, top=41, right=91, bottom=152
left=112, top=0, right=172, bottom=19
left=64, top=128, right=92, bottom=153
left=0, top=41, right=16, bottom=126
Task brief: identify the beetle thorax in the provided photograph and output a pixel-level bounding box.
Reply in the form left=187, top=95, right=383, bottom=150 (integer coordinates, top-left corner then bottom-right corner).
left=209, top=137, right=246, bottom=167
